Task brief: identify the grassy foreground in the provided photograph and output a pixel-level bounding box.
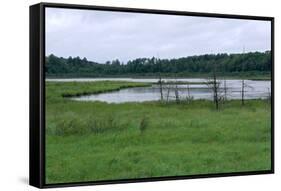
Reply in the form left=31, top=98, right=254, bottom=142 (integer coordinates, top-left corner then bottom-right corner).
left=46, top=81, right=271, bottom=184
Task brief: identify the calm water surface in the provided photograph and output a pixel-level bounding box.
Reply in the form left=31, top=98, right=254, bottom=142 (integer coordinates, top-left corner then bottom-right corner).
left=47, top=78, right=271, bottom=103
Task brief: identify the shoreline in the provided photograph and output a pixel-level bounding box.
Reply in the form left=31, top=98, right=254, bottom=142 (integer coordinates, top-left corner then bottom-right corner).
left=46, top=76, right=271, bottom=81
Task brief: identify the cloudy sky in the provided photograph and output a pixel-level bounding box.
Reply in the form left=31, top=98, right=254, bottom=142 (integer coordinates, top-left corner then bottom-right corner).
left=46, top=7, right=271, bottom=63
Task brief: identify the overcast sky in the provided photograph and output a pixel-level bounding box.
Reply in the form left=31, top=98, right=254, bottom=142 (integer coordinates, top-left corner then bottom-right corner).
left=46, top=7, right=271, bottom=63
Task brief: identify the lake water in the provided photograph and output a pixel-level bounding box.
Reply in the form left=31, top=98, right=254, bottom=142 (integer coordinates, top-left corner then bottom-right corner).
left=47, top=78, right=271, bottom=103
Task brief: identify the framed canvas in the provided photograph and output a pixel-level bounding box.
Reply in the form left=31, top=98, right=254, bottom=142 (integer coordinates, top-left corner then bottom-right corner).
left=30, top=2, right=274, bottom=188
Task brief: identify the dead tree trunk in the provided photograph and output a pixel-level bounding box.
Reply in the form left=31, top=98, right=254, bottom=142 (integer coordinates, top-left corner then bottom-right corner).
left=174, top=75, right=180, bottom=104
left=166, top=84, right=171, bottom=102
left=187, top=83, right=191, bottom=99
left=223, top=78, right=227, bottom=101
left=186, top=83, right=193, bottom=103
left=159, top=74, right=163, bottom=101
left=241, top=46, right=246, bottom=106
left=156, top=57, right=163, bottom=102
left=207, top=62, right=221, bottom=110
left=175, top=84, right=180, bottom=103
left=241, top=79, right=245, bottom=106
left=213, top=72, right=219, bottom=110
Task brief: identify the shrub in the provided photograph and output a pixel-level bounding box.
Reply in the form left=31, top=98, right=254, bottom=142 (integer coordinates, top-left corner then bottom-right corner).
left=139, top=116, right=149, bottom=134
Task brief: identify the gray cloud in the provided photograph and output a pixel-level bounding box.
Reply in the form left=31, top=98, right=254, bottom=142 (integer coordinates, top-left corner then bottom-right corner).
left=46, top=8, right=271, bottom=63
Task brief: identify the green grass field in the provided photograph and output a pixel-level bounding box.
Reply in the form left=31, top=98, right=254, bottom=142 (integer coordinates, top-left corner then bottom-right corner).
left=46, top=81, right=272, bottom=184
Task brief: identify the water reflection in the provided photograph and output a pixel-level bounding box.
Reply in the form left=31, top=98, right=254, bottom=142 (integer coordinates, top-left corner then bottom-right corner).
left=69, top=79, right=271, bottom=103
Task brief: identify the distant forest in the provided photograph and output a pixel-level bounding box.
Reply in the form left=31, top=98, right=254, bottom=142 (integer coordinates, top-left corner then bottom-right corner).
left=46, top=51, right=271, bottom=77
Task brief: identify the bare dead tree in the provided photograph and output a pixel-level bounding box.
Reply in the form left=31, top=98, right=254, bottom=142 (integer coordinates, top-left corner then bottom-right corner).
left=213, top=72, right=219, bottom=110
left=241, top=79, right=245, bottom=106
left=241, top=46, right=246, bottom=106
left=166, top=84, right=171, bottom=102
left=174, top=75, right=180, bottom=104
left=159, top=75, right=163, bottom=101
left=187, top=83, right=191, bottom=99
left=241, top=80, right=255, bottom=105
left=223, top=78, right=227, bottom=102
left=155, top=57, right=164, bottom=102
left=207, top=62, right=222, bottom=110
left=186, top=82, right=193, bottom=103
left=175, top=84, right=180, bottom=103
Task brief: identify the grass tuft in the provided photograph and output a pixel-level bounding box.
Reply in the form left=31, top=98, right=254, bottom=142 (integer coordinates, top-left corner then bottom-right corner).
left=139, top=116, right=149, bottom=135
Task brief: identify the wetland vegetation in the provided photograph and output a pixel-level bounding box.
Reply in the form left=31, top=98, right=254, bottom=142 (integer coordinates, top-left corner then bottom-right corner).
left=46, top=80, right=271, bottom=183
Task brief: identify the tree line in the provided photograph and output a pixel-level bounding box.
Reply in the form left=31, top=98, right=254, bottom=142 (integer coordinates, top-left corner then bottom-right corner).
left=46, top=51, right=271, bottom=77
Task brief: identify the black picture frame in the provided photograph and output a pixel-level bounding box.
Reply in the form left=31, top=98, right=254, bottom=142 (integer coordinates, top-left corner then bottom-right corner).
left=30, top=2, right=275, bottom=189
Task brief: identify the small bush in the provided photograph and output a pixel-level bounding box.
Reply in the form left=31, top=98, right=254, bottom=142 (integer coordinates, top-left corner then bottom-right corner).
left=139, top=117, right=149, bottom=134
